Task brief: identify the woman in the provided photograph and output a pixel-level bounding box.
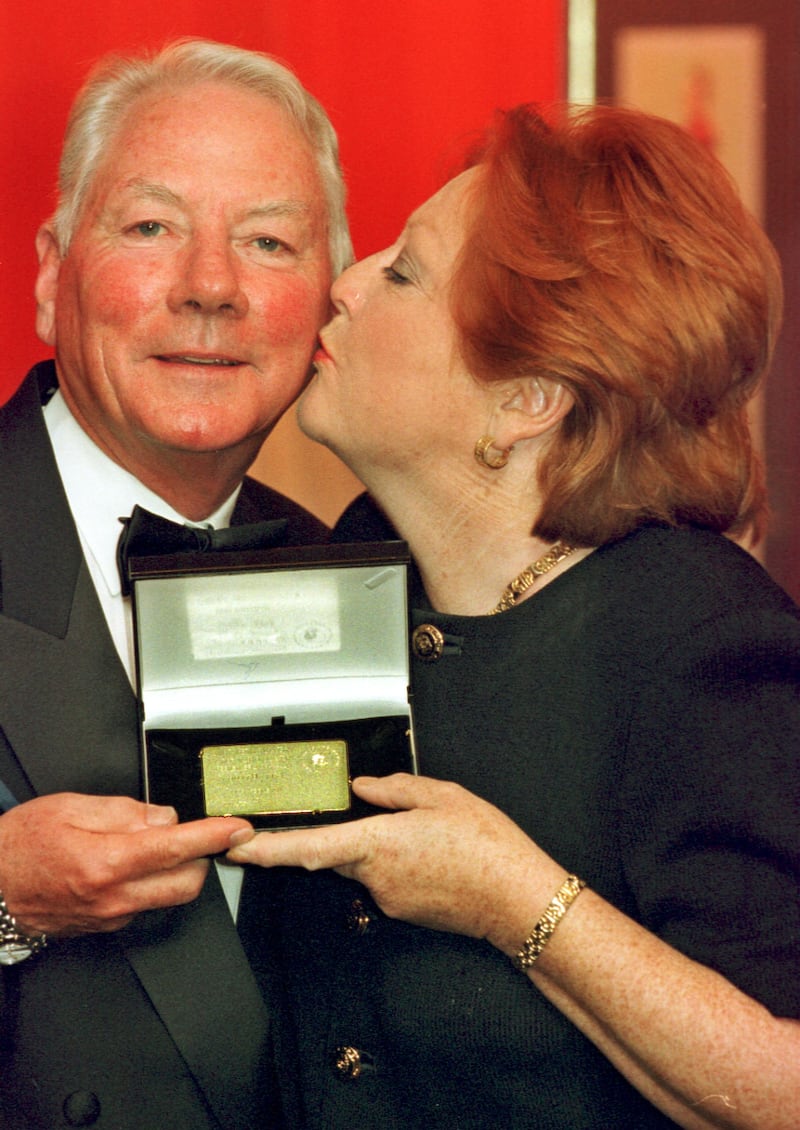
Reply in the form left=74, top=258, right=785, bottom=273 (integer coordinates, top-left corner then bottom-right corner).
left=229, top=104, right=800, bottom=1128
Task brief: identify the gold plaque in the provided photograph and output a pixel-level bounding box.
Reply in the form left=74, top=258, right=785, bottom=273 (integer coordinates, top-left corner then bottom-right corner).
left=200, top=740, right=350, bottom=816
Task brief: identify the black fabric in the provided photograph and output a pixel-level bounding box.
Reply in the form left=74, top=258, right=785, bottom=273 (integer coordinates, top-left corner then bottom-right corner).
left=330, top=491, right=398, bottom=544
left=260, top=521, right=800, bottom=1128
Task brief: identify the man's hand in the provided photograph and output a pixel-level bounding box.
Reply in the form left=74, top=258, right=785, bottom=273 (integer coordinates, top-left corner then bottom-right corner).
left=0, top=793, right=251, bottom=937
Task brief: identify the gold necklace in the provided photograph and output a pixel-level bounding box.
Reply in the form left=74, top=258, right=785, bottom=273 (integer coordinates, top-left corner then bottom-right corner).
left=489, top=541, right=575, bottom=615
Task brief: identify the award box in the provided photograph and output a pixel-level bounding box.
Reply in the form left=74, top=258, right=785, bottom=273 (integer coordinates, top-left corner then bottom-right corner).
left=128, top=541, right=416, bottom=829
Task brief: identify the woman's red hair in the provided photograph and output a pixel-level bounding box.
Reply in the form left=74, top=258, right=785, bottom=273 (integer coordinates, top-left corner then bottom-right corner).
left=452, top=104, right=783, bottom=545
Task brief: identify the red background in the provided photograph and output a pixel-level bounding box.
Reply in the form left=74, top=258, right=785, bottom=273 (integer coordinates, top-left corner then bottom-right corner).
left=0, top=0, right=565, bottom=401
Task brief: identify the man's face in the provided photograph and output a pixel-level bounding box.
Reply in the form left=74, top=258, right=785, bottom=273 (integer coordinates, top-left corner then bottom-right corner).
left=36, top=80, right=333, bottom=478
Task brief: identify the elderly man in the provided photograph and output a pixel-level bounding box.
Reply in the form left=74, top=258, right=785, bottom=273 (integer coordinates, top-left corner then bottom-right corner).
left=0, top=39, right=350, bottom=1129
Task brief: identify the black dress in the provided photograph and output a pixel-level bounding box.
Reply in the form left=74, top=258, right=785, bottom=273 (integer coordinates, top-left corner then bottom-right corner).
left=255, top=513, right=800, bottom=1128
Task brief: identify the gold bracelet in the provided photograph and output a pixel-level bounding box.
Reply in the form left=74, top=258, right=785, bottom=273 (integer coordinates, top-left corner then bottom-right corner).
left=511, top=874, right=586, bottom=971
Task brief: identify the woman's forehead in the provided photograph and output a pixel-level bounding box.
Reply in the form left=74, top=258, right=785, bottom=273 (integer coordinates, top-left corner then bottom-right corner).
left=402, top=167, right=479, bottom=264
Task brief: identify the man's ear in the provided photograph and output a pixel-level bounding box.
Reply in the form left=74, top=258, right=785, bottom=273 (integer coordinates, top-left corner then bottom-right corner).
left=34, top=225, right=62, bottom=347
left=493, top=375, right=575, bottom=448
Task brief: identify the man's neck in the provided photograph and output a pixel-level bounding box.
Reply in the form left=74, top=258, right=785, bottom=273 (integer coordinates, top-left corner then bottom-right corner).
left=89, top=427, right=261, bottom=522
left=128, top=451, right=252, bottom=522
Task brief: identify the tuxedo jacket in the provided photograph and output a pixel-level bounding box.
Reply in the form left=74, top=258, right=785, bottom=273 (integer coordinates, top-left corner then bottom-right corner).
left=0, top=363, right=327, bottom=1129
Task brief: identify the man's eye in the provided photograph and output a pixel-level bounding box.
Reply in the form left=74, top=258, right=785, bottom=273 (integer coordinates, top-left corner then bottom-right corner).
left=254, top=236, right=285, bottom=253
left=133, top=221, right=164, bottom=237
left=382, top=264, right=411, bottom=286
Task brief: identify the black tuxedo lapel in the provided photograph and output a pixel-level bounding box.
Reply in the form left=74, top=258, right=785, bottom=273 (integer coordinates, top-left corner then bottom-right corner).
left=0, top=365, right=138, bottom=799
left=122, top=867, right=274, bottom=1129
left=0, top=364, right=84, bottom=636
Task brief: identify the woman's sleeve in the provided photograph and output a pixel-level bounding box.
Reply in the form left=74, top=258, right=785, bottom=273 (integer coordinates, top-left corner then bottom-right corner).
left=618, top=606, right=800, bottom=1016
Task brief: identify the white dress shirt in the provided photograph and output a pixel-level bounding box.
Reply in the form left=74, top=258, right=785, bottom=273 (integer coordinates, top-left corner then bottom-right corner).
left=43, top=390, right=245, bottom=916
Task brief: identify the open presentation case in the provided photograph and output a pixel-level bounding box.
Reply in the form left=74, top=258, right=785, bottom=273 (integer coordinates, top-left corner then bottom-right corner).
left=128, top=541, right=417, bottom=829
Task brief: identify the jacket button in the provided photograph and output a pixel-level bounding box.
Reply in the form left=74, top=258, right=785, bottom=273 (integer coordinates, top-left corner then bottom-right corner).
left=333, top=1045, right=364, bottom=1080
left=412, top=624, right=445, bottom=662
left=62, top=1091, right=101, bottom=1126
left=346, top=898, right=373, bottom=935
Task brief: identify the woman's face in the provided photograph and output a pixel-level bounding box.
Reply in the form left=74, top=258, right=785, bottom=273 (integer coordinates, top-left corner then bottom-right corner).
left=298, top=168, right=486, bottom=480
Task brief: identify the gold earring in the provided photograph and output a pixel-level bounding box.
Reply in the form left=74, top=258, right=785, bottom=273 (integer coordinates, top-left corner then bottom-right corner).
left=474, top=435, right=512, bottom=469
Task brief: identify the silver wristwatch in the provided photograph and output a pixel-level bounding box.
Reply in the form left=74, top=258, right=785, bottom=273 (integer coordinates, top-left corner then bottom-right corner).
left=0, top=890, right=47, bottom=965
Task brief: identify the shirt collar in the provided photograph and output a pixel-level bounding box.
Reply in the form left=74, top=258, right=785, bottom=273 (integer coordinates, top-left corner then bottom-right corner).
left=44, top=390, right=241, bottom=598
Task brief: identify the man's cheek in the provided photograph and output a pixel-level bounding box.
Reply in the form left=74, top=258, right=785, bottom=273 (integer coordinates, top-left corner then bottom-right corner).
left=258, top=278, right=329, bottom=346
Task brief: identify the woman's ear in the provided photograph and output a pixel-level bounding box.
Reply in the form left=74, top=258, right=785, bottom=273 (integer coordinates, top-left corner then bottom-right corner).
left=492, top=376, right=574, bottom=448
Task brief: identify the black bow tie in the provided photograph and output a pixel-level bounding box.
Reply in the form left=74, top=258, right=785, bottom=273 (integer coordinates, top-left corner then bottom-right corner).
left=116, top=504, right=288, bottom=595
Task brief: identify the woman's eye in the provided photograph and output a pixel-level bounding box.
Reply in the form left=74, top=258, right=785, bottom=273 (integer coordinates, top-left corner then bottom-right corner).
left=382, top=264, right=411, bottom=286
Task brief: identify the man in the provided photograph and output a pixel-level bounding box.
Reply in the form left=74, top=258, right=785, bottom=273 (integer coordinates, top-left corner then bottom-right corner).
left=0, top=39, right=351, bottom=1128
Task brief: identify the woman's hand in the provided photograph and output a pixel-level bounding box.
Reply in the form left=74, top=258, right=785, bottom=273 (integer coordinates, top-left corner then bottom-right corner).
left=228, top=772, right=563, bottom=951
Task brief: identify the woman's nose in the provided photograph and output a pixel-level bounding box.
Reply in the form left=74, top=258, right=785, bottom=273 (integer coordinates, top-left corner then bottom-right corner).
left=330, top=255, right=374, bottom=314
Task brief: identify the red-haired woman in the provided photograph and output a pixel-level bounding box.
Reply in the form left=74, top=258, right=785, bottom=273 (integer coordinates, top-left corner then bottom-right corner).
left=231, top=104, right=799, bottom=1129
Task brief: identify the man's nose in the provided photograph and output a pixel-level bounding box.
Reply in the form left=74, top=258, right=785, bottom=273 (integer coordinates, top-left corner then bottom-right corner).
left=167, top=237, right=248, bottom=316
